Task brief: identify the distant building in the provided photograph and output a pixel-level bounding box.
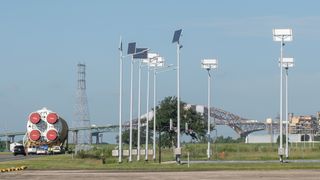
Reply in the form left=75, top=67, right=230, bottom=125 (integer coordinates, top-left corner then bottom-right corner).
left=247, top=113, right=320, bottom=143
left=246, top=134, right=313, bottom=143
left=290, top=115, right=318, bottom=134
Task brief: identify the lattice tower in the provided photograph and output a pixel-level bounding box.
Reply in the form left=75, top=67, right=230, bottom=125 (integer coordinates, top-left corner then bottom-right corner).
left=74, top=63, right=91, bottom=144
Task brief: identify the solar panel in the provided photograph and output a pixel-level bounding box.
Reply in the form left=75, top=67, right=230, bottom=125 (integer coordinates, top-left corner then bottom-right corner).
left=127, top=42, right=136, bottom=55
left=172, top=29, right=182, bottom=43
left=133, top=48, right=148, bottom=59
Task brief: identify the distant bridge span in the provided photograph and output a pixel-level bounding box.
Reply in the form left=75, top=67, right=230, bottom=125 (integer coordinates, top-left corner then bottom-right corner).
left=188, top=104, right=267, bottom=137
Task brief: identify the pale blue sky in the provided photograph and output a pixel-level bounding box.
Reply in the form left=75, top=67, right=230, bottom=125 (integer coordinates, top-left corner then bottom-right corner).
left=1, top=1, right=320, bottom=137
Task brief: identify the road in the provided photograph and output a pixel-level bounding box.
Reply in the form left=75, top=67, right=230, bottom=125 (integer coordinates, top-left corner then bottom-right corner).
left=0, top=154, right=40, bottom=162
left=1, top=170, right=320, bottom=180
left=0, top=154, right=28, bottom=162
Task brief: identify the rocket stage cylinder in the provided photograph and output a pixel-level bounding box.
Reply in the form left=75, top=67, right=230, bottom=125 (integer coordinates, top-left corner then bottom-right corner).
left=26, top=107, right=69, bottom=146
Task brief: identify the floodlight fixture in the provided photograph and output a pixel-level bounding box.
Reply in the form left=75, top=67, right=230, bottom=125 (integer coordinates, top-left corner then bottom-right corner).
left=279, top=58, right=294, bottom=68
left=201, top=59, right=218, bottom=70
left=150, top=61, right=164, bottom=67
left=127, top=42, right=136, bottom=55
left=172, top=29, right=182, bottom=43
left=133, top=48, right=148, bottom=59
left=273, top=29, right=293, bottom=42
left=150, top=56, right=165, bottom=67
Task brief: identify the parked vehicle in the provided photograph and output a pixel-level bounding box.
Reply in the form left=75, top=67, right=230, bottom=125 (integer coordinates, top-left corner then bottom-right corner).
left=53, top=146, right=61, bottom=153
left=27, top=146, right=37, bottom=155
left=10, top=142, right=22, bottom=152
left=36, top=148, right=47, bottom=155
left=13, top=145, right=26, bottom=156
left=36, top=145, right=48, bottom=155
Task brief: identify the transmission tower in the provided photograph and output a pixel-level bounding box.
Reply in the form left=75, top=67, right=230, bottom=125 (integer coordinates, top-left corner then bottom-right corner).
left=74, top=63, right=91, bottom=144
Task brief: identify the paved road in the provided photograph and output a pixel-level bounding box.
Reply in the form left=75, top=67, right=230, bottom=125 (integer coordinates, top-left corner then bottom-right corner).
left=1, top=170, right=320, bottom=180
left=0, top=154, right=41, bottom=162
left=0, top=154, right=29, bottom=162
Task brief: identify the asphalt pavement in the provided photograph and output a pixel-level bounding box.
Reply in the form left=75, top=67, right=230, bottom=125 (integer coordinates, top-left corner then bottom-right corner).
left=1, top=170, right=320, bottom=180
left=0, top=154, right=39, bottom=162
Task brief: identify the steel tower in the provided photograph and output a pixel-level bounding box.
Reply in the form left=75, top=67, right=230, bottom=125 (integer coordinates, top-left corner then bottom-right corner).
left=74, top=63, right=91, bottom=144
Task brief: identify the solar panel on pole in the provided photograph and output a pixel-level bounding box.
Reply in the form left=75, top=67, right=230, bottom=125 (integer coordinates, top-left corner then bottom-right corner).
left=172, top=29, right=182, bottom=43
left=127, top=42, right=136, bottom=55
left=133, top=48, right=148, bottom=59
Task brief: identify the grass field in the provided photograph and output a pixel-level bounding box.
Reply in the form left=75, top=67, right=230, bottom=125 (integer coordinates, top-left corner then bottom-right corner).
left=1, top=142, right=320, bottom=170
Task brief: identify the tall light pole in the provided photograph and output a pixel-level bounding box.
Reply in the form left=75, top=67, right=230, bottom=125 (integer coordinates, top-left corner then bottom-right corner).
left=127, top=42, right=136, bottom=162
left=172, top=29, right=182, bottom=164
left=137, top=58, right=142, bottom=161
left=201, top=59, right=218, bottom=160
left=133, top=48, right=149, bottom=161
left=144, top=52, right=158, bottom=161
left=282, top=57, right=294, bottom=159
left=118, top=37, right=123, bottom=163
left=273, top=28, right=293, bottom=163
left=151, top=56, right=165, bottom=161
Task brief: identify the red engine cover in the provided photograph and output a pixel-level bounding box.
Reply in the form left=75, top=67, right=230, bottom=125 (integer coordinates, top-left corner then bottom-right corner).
left=29, top=130, right=41, bottom=141
left=47, top=113, right=58, bottom=124
left=29, top=113, right=41, bottom=124
left=46, top=129, right=58, bottom=141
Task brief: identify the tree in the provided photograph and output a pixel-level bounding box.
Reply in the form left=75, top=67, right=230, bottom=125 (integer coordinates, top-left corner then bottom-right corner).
left=215, top=136, right=245, bottom=143
left=116, top=126, right=151, bottom=147
left=153, top=96, right=208, bottom=147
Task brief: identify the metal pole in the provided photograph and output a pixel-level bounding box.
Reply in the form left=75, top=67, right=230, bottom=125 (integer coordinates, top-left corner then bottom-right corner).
left=145, top=59, right=150, bottom=161
left=159, top=129, right=161, bottom=164
left=153, top=64, right=157, bottom=161
left=279, top=38, right=284, bottom=162
left=137, top=60, right=142, bottom=161
left=285, top=68, right=289, bottom=159
left=118, top=37, right=123, bottom=163
left=176, top=42, right=181, bottom=164
left=207, top=69, right=211, bottom=159
left=129, top=55, right=134, bottom=162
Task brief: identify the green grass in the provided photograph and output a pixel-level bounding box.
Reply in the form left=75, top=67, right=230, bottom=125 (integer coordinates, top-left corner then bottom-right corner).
left=0, top=152, right=11, bottom=155
left=1, top=142, right=320, bottom=171
left=2, top=154, right=320, bottom=171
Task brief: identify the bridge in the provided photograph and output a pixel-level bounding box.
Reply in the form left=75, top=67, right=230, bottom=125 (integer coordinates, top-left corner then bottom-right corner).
left=188, top=104, right=267, bottom=137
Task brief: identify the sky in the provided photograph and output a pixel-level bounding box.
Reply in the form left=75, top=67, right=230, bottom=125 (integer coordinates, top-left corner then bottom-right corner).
left=1, top=1, right=320, bottom=140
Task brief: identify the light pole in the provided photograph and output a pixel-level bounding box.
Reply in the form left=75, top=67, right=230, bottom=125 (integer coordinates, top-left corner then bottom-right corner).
left=282, top=58, right=294, bottom=159
left=172, top=29, right=182, bottom=164
left=118, top=37, right=123, bottom=163
left=201, top=59, right=218, bottom=160
left=143, top=52, right=158, bottom=161
left=133, top=48, right=149, bottom=161
left=127, top=42, right=136, bottom=162
left=273, top=28, right=293, bottom=163
left=150, top=56, right=166, bottom=161
left=137, top=58, right=142, bottom=161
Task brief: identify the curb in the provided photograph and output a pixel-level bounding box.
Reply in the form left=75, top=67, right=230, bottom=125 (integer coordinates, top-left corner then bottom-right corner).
left=0, top=166, right=27, bottom=173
